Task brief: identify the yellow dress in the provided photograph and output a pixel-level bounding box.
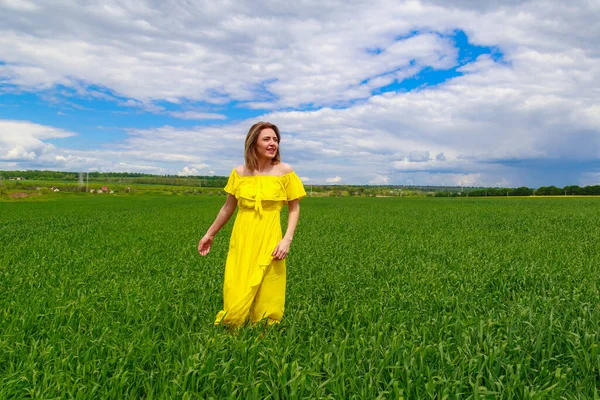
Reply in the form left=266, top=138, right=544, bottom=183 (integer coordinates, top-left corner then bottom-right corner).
left=215, top=168, right=306, bottom=327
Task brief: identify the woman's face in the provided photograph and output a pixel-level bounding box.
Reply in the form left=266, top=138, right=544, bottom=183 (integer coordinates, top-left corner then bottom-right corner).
left=255, top=128, right=279, bottom=160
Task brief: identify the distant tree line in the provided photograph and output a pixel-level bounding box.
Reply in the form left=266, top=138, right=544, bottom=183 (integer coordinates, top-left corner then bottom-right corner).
left=0, top=170, right=227, bottom=188
left=2, top=170, right=599, bottom=196
left=299, top=184, right=600, bottom=197
left=462, top=185, right=600, bottom=197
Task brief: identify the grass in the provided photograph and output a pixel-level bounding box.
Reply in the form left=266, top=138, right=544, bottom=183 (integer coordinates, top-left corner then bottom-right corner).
left=1, top=196, right=600, bottom=398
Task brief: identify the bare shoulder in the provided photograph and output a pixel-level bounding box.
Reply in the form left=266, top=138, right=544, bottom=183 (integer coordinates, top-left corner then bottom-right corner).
left=235, top=165, right=246, bottom=176
left=276, top=162, right=294, bottom=175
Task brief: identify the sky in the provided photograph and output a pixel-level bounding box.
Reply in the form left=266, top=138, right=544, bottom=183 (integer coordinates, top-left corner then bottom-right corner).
left=0, top=0, right=599, bottom=187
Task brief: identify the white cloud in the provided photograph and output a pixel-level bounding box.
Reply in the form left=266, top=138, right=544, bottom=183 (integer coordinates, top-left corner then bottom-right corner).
left=0, top=120, right=76, bottom=161
left=326, top=176, right=342, bottom=183
left=178, top=163, right=210, bottom=176
left=458, top=174, right=480, bottom=187
left=322, top=149, right=342, bottom=156
left=178, top=166, right=199, bottom=176
left=0, top=119, right=216, bottom=174
left=1, top=1, right=599, bottom=187
left=190, top=163, right=209, bottom=169
left=369, top=174, right=390, bottom=185
left=0, top=1, right=459, bottom=108
left=168, top=111, right=227, bottom=120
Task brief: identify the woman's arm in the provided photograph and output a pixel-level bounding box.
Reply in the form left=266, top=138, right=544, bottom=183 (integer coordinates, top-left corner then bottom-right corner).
left=272, top=199, right=300, bottom=260
left=198, top=194, right=238, bottom=256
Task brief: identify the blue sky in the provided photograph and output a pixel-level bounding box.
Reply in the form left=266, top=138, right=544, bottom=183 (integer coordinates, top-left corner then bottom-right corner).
left=1, top=0, right=599, bottom=187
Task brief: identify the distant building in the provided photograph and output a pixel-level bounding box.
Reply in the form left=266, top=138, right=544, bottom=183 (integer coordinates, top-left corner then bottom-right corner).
left=8, top=177, right=25, bottom=181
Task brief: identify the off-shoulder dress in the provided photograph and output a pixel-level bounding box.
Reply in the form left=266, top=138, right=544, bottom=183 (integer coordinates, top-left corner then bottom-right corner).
left=215, top=168, right=306, bottom=326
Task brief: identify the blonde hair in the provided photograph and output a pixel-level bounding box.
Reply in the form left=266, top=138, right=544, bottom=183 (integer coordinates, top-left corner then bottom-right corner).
left=244, top=121, right=281, bottom=171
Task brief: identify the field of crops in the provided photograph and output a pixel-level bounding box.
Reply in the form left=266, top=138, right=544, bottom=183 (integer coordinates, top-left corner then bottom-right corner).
left=1, top=196, right=600, bottom=398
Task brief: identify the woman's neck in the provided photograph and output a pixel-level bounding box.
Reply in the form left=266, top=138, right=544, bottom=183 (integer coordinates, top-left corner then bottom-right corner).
left=256, top=158, right=272, bottom=173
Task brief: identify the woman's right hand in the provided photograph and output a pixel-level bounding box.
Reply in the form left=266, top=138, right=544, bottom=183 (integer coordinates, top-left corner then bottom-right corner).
left=198, top=235, right=214, bottom=256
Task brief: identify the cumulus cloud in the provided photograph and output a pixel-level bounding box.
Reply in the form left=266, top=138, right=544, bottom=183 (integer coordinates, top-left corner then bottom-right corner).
left=1, top=0, right=599, bottom=186
left=458, top=174, right=480, bottom=187
left=0, top=120, right=76, bottom=161
left=0, top=0, right=458, bottom=108
left=369, top=174, right=390, bottom=185
left=326, top=176, right=342, bottom=183
left=0, top=118, right=211, bottom=174
left=178, top=166, right=200, bottom=176
left=178, top=163, right=210, bottom=176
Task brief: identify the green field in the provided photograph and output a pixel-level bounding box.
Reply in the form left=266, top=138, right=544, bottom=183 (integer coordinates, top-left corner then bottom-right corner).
left=1, top=196, right=600, bottom=398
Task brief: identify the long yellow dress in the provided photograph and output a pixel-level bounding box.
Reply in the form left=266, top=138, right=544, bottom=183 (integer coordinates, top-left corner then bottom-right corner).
left=215, top=168, right=306, bottom=327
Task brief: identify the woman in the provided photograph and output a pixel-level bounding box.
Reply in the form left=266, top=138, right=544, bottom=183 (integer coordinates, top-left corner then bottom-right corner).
left=198, top=121, right=306, bottom=327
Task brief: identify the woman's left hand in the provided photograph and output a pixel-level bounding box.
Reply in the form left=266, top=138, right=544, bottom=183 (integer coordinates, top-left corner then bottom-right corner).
left=272, top=238, right=292, bottom=260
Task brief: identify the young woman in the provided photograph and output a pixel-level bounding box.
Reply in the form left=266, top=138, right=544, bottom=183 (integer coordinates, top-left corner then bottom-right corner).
left=198, top=121, right=306, bottom=327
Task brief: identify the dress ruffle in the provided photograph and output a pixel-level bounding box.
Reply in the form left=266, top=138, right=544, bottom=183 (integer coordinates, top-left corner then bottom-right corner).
left=224, top=169, right=306, bottom=215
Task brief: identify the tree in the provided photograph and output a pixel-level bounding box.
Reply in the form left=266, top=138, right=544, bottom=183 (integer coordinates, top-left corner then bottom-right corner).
left=535, top=186, right=563, bottom=196
left=564, top=185, right=582, bottom=195
left=511, top=186, right=533, bottom=196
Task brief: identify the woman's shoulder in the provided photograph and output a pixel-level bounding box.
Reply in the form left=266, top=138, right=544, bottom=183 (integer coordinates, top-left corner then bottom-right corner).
left=275, top=162, right=294, bottom=175
left=234, top=165, right=246, bottom=176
